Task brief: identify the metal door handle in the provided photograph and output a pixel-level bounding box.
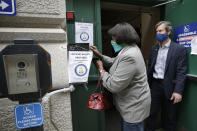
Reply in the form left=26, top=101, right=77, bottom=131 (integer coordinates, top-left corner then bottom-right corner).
left=187, top=74, right=197, bottom=82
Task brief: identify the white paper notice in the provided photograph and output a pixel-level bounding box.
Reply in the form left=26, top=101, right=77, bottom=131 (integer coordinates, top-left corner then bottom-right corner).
left=68, top=51, right=93, bottom=83
left=191, top=36, right=197, bottom=55
left=75, top=22, right=93, bottom=46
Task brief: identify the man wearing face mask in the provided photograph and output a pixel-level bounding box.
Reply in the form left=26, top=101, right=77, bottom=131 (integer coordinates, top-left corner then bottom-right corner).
left=90, top=22, right=151, bottom=131
left=146, top=21, right=187, bottom=131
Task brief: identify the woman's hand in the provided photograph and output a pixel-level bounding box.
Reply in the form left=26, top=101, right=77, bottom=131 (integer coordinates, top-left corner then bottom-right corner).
left=90, top=46, right=103, bottom=59
left=94, top=60, right=104, bottom=70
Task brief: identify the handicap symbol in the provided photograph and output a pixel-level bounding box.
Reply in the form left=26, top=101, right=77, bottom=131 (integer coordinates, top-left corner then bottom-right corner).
left=23, top=104, right=34, bottom=115
left=184, top=25, right=190, bottom=32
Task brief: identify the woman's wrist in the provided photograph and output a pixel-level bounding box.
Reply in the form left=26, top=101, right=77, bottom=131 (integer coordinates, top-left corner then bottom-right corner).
left=98, top=66, right=104, bottom=71
left=99, top=69, right=104, bottom=73
left=99, top=69, right=105, bottom=76
left=98, top=53, right=103, bottom=59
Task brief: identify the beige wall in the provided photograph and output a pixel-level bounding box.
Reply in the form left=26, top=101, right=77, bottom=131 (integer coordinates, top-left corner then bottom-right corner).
left=0, top=0, right=72, bottom=131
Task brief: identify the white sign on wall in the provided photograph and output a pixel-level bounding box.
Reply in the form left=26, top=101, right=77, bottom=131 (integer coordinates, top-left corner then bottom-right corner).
left=191, top=37, right=197, bottom=55
left=68, top=43, right=92, bottom=83
left=68, top=51, right=93, bottom=83
left=75, top=22, right=93, bottom=46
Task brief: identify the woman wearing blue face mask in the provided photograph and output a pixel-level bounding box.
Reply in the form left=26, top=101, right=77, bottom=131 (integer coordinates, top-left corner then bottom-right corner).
left=90, top=22, right=151, bottom=131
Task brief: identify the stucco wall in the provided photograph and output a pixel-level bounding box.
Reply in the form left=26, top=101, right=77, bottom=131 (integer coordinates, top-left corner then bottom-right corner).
left=0, top=0, right=72, bottom=130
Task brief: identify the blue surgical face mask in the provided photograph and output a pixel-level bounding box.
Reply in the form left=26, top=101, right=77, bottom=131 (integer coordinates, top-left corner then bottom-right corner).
left=156, top=33, right=169, bottom=43
left=111, top=40, right=126, bottom=53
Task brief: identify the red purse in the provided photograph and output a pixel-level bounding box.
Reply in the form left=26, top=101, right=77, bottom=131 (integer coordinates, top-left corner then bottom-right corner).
left=87, top=75, right=112, bottom=111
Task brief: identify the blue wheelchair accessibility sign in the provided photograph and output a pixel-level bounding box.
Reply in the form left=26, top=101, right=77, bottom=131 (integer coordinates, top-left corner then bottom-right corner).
left=0, top=0, right=16, bottom=16
left=14, top=102, right=43, bottom=129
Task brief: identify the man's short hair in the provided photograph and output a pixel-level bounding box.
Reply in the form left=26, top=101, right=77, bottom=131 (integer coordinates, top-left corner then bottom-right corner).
left=155, top=21, right=172, bottom=32
left=108, top=22, right=140, bottom=45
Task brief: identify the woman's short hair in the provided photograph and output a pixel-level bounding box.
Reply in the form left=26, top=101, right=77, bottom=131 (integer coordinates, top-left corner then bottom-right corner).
left=108, top=22, right=140, bottom=45
left=155, top=21, right=172, bottom=32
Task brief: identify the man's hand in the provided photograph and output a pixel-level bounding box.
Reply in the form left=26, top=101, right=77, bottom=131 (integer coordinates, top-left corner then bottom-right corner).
left=171, top=93, right=182, bottom=104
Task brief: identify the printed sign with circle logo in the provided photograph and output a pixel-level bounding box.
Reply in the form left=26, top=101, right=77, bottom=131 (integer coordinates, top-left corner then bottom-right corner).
left=75, top=22, right=93, bottom=45
left=75, top=64, right=87, bottom=76
left=80, top=32, right=89, bottom=41
left=68, top=43, right=92, bottom=83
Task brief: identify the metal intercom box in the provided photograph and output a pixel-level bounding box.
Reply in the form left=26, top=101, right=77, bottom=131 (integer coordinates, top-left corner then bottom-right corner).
left=3, top=54, right=39, bottom=95
left=0, top=39, right=52, bottom=101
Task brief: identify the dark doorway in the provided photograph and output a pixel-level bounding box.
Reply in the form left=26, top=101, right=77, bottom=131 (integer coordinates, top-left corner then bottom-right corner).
left=100, top=2, right=160, bottom=131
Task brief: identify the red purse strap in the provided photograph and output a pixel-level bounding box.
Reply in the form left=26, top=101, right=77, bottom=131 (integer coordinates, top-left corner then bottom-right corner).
left=95, top=74, right=103, bottom=92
